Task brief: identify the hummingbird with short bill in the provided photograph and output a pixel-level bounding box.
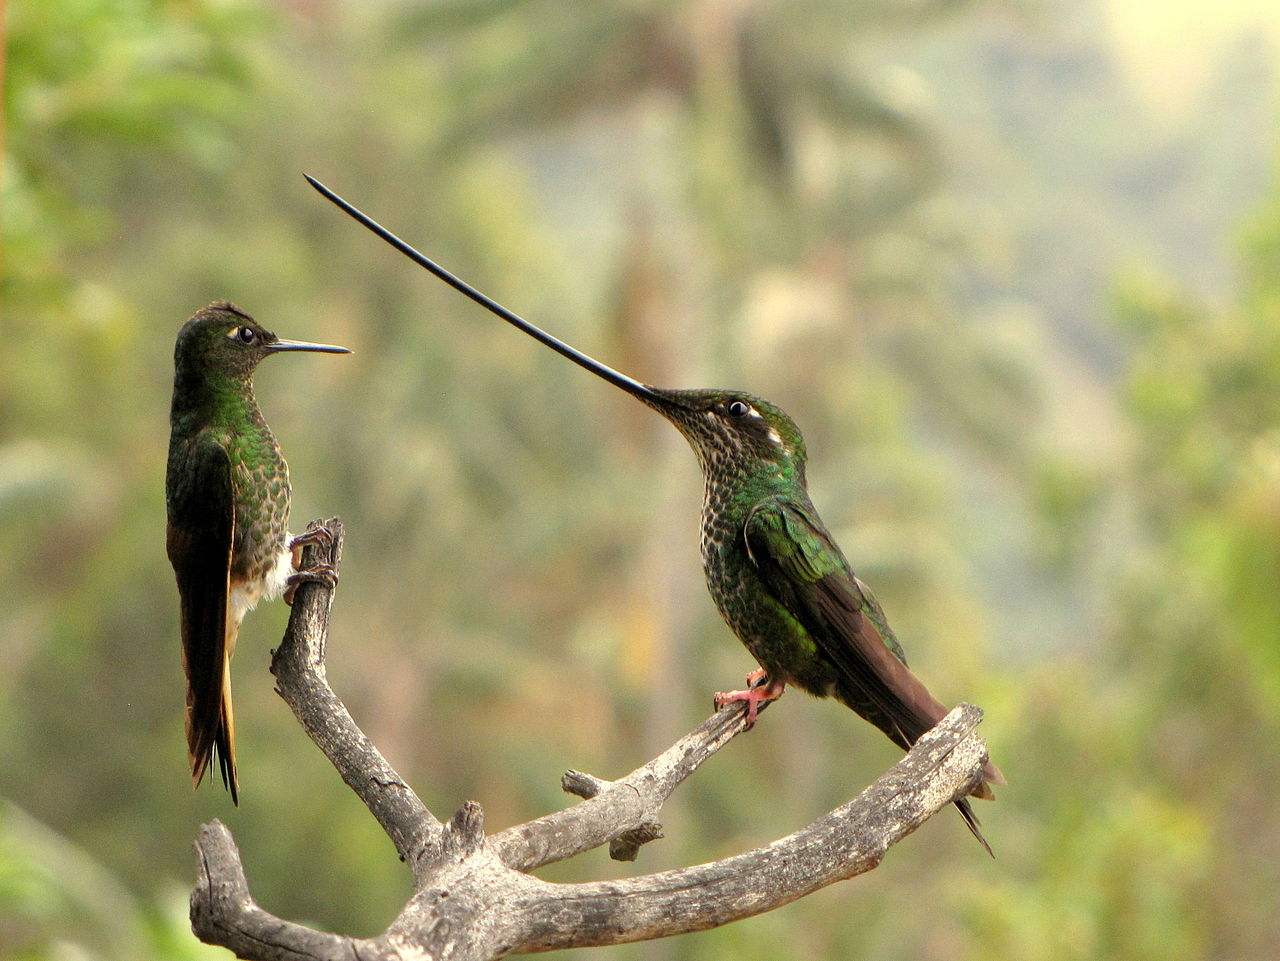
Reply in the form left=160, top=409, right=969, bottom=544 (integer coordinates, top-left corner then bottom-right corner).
left=165, top=301, right=350, bottom=803
left=306, top=176, right=1004, bottom=854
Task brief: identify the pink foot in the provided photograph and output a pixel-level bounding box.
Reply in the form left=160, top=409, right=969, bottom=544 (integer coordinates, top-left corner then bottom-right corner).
left=714, top=672, right=785, bottom=726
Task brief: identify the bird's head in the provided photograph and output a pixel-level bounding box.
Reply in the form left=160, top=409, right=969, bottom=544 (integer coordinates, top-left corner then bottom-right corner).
left=635, top=387, right=808, bottom=483
left=174, top=302, right=350, bottom=384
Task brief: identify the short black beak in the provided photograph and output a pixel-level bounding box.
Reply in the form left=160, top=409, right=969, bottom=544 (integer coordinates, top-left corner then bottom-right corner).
left=305, top=174, right=658, bottom=402
left=268, top=338, right=352, bottom=354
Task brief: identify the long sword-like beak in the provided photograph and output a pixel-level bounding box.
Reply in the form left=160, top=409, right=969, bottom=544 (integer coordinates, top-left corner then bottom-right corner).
left=305, top=174, right=659, bottom=402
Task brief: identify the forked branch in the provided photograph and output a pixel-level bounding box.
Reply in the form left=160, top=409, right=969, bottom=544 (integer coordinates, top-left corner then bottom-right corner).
left=191, top=518, right=993, bottom=960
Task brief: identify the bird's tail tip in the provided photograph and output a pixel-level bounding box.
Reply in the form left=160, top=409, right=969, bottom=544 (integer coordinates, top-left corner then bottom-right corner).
left=188, top=735, right=240, bottom=805
left=955, top=798, right=996, bottom=858
left=185, top=681, right=240, bottom=805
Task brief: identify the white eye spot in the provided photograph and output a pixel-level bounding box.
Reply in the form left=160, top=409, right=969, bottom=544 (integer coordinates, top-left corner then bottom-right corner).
left=766, top=427, right=783, bottom=446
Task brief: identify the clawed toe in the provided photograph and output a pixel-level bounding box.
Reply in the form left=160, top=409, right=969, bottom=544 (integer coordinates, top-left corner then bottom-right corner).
left=289, top=525, right=335, bottom=571
left=290, top=525, right=334, bottom=552
left=283, top=563, right=338, bottom=605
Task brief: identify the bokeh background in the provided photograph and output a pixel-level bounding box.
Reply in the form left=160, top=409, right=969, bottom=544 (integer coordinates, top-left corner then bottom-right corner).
left=5, top=1, right=1280, bottom=959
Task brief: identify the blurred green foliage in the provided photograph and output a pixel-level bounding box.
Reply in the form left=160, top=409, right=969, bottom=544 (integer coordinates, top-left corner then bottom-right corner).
left=3, top=0, right=1279, bottom=959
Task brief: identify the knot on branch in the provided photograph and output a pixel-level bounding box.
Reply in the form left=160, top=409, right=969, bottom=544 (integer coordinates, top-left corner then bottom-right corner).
left=439, top=801, right=487, bottom=861
left=560, top=770, right=664, bottom=861
left=609, top=820, right=664, bottom=862
left=562, top=770, right=606, bottom=799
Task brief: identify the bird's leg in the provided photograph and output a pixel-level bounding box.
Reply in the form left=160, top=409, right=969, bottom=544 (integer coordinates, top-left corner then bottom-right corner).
left=283, top=527, right=338, bottom=606
left=714, top=670, right=786, bottom=727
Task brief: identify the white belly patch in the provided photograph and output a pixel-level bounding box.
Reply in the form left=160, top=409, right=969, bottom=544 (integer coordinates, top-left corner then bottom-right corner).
left=228, top=539, right=295, bottom=629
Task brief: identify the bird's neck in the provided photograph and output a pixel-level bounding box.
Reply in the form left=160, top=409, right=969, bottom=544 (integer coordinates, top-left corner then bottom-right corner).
left=699, top=461, right=805, bottom=557
left=171, top=369, right=265, bottom=438
left=703, top=453, right=804, bottom=510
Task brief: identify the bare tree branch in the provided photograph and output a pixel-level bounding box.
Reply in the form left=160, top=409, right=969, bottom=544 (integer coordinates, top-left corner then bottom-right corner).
left=192, top=518, right=995, bottom=961
left=192, top=820, right=371, bottom=961
left=269, top=518, right=440, bottom=878
left=490, top=698, right=768, bottom=872
left=501, top=703, right=988, bottom=952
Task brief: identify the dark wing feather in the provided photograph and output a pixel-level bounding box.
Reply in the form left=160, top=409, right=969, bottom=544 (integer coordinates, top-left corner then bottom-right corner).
left=745, top=496, right=1000, bottom=855
left=743, top=496, right=952, bottom=750
left=165, top=434, right=239, bottom=803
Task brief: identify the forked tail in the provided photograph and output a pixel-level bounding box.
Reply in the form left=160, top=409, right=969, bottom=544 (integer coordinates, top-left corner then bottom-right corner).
left=187, top=651, right=239, bottom=805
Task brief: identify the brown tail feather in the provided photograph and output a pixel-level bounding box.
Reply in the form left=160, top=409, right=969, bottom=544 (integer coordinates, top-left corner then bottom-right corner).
left=955, top=798, right=994, bottom=858
left=215, top=656, right=238, bottom=804
left=187, top=635, right=240, bottom=805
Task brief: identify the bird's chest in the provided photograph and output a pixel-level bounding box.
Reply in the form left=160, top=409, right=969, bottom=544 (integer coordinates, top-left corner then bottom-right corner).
left=699, top=492, right=818, bottom=683
left=228, top=431, right=292, bottom=586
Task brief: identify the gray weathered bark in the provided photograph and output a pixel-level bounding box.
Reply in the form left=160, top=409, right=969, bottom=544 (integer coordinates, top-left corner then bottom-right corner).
left=190, top=517, right=994, bottom=960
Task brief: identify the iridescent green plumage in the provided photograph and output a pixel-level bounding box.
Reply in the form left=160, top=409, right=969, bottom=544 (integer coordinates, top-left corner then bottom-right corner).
left=165, top=302, right=349, bottom=803
left=307, top=177, right=1004, bottom=853
left=632, top=391, right=1004, bottom=855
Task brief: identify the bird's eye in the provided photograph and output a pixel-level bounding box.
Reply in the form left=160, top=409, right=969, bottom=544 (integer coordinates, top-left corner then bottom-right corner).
left=234, top=326, right=256, bottom=344
left=727, top=400, right=751, bottom=417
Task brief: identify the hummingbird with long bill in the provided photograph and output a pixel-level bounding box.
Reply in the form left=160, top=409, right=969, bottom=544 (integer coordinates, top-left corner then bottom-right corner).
left=166, top=301, right=350, bottom=803
left=306, top=177, right=1004, bottom=853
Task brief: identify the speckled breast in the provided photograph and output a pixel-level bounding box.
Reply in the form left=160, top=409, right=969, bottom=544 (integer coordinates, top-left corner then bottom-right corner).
left=229, top=423, right=292, bottom=586
left=698, top=488, right=835, bottom=692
